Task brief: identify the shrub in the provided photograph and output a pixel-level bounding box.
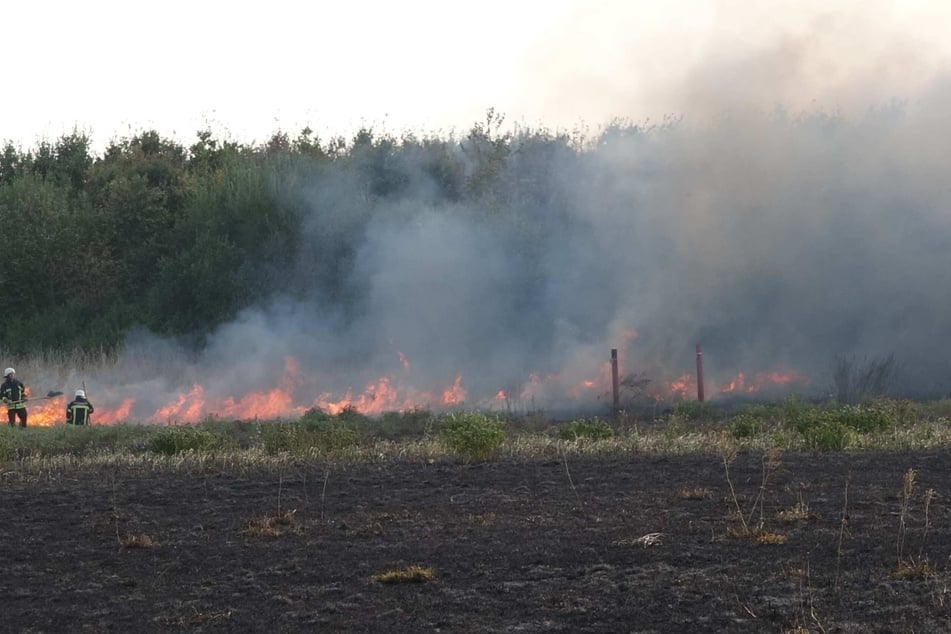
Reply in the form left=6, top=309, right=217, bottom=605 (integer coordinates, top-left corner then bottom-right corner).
left=558, top=418, right=614, bottom=441
left=149, top=426, right=220, bottom=455
left=437, top=412, right=506, bottom=461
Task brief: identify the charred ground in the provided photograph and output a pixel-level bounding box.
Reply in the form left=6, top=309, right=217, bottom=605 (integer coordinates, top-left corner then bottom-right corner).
left=2, top=451, right=950, bottom=633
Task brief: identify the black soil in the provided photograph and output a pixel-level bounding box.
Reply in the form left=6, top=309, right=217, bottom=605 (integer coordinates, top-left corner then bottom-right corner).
left=2, top=451, right=950, bottom=632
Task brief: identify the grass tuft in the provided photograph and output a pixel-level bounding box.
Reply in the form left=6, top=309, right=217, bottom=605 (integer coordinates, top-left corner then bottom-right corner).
left=239, top=510, right=301, bottom=537
left=677, top=486, right=712, bottom=500
left=121, top=533, right=157, bottom=549
left=370, top=565, right=435, bottom=584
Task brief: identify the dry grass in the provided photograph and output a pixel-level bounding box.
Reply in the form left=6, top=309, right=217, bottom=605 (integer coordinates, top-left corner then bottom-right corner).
left=677, top=486, right=712, bottom=500
left=370, top=565, right=435, bottom=584
left=239, top=510, right=301, bottom=537
left=120, top=533, right=157, bottom=549
left=777, top=501, right=818, bottom=522
left=892, top=560, right=937, bottom=581
left=613, top=532, right=664, bottom=548
left=754, top=531, right=789, bottom=545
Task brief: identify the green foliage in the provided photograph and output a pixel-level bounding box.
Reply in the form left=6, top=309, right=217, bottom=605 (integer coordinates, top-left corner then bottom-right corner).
left=558, top=417, right=614, bottom=441
left=800, top=420, right=855, bottom=451
left=729, top=413, right=764, bottom=439
left=783, top=401, right=896, bottom=450
left=437, top=412, right=506, bottom=461
left=150, top=426, right=220, bottom=455
left=833, top=404, right=895, bottom=434
left=373, top=409, right=435, bottom=440
left=0, top=430, right=12, bottom=461
left=673, top=400, right=719, bottom=421
left=263, top=414, right=359, bottom=456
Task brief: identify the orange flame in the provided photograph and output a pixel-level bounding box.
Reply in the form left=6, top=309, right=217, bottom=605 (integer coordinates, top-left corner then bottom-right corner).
left=719, top=369, right=810, bottom=394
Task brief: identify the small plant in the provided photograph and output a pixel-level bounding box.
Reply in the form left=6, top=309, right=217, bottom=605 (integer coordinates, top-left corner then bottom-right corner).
left=894, top=468, right=937, bottom=578
left=437, top=412, right=506, bottom=461
left=370, top=565, right=434, bottom=584
left=558, top=417, right=614, bottom=441
left=719, top=434, right=783, bottom=540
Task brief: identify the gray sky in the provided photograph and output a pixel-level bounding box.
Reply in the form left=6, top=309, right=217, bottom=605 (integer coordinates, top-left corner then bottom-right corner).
left=4, top=1, right=950, bottom=147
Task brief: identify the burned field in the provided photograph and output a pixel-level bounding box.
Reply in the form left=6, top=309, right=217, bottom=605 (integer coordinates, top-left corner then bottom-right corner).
left=2, top=451, right=950, bottom=633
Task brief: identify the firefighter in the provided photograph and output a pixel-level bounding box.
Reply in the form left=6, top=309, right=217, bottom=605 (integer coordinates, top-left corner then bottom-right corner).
left=1, top=368, right=28, bottom=427
left=66, top=389, right=94, bottom=426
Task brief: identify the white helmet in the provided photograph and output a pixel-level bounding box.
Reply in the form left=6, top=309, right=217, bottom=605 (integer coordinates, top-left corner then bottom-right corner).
left=75, top=389, right=86, bottom=398
left=3, top=368, right=13, bottom=377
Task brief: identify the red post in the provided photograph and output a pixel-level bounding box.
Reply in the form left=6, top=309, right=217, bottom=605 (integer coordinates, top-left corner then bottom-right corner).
left=611, top=348, right=620, bottom=413
left=696, top=344, right=705, bottom=402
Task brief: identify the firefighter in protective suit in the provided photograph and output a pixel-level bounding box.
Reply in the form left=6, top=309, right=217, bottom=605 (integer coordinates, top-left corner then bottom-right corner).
left=1, top=368, right=28, bottom=427
left=66, top=389, right=94, bottom=426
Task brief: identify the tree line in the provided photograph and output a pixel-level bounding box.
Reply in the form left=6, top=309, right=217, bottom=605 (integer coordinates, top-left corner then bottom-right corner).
left=0, top=111, right=613, bottom=354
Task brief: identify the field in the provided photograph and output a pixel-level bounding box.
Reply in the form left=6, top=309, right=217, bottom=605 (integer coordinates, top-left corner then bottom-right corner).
left=2, top=442, right=950, bottom=632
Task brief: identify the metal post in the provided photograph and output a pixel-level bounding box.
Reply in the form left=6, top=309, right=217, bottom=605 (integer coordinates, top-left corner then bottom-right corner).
left=696, top=344, right=705, bottom=402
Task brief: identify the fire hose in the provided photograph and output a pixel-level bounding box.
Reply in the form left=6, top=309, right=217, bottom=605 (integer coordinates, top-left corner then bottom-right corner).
left=2, top=390, right=64, bottom=407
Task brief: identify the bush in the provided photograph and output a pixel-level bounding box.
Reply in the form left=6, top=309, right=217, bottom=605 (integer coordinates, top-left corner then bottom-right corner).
left=438, top=412, right=506, bottom=461
left=558, top=418, right=614, bottom=441
left=149, top=426, right=220, bottom=455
